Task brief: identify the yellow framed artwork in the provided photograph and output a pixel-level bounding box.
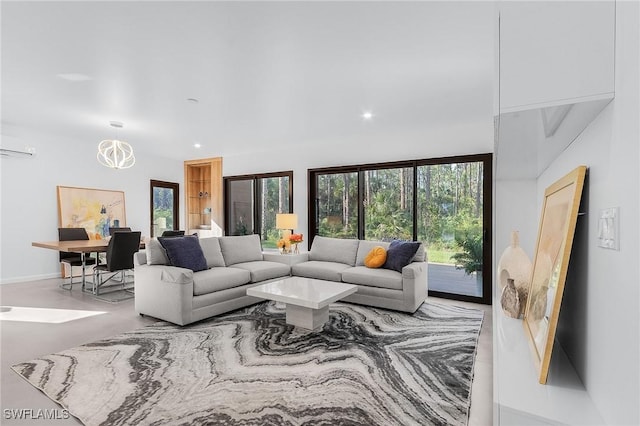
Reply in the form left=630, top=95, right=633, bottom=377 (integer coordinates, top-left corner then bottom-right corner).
left=523, top=166, right=587, bottom=384
left=57, top=186, right=126, bottom=239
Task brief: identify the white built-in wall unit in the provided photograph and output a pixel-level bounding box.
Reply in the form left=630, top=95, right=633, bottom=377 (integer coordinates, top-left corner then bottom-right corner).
left=494, top=1, right=639, bottom=425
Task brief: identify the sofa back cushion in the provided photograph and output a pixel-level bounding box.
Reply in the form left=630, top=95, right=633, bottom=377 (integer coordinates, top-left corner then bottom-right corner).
left=219, top=234, right=263, bottom=266
left=355, top=240, right=391, bottom=266
left=413, top=243, right=427, bottom=262
left=309, top=236, right=359, bottom=266
left=198, top=237, right=226, bottom=268
left=145, top=238, right=169, bottom=265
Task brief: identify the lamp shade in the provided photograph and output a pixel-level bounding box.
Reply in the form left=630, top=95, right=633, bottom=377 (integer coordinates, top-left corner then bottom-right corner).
left=276, top=213, right=298, bottom=230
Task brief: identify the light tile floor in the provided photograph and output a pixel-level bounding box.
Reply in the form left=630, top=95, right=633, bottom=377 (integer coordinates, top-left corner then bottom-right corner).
left=0, top=278, right=492, bottom=425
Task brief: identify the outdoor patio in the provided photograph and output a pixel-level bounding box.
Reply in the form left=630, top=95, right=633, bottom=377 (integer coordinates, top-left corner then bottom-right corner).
left=428, top=263, right=483, bottom=298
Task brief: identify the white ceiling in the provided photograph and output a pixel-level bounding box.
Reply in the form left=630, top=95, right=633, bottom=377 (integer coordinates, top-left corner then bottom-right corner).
left=1, top=1, right=494, bottom=161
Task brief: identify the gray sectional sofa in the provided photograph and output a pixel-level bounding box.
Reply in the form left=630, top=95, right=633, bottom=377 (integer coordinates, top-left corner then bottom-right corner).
left=134, top=234, right=428, bottom=325
left=134, top=234, right=289, bottom=325
left=291, top=237, right=428, bottom=313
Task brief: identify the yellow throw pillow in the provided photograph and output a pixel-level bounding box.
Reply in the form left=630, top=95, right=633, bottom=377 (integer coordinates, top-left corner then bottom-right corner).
left=364, top=246, right=387, bottom=268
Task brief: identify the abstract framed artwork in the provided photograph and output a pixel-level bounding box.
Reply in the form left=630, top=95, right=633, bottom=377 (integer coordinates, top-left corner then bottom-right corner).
left=57, top=186, right=126, bottom=239
left=523, top=166, right=587, bottom=384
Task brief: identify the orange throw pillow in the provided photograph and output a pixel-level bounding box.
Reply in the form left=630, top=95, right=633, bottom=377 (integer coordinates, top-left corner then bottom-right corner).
left=364, top=246, right=387, bottom=268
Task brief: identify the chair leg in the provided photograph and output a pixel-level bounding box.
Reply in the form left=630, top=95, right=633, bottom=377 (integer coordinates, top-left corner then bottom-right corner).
left=59, top=265, right=74, bottom=291
left=94, top=270, right=100, bottom=295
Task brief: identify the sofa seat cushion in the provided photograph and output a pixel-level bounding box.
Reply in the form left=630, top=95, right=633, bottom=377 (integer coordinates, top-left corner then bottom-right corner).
left=192, top=267, right=251, bottom=296
left=292, top=261, right=351, bottom=282
left=308, top=236, right=359, bottom=266
left=229, top=261, right=290, bottom=283
left=341, top=266, right=403, bottom=290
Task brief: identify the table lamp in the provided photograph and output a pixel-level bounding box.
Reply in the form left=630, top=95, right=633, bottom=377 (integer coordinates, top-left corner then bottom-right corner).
left=276, top=213, right=298, bottom=239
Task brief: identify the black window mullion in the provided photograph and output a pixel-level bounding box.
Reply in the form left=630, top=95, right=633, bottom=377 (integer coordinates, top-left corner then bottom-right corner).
left=412, top=162, right=418, bottom=241
left=359, top=169, right=362, bottom=240
left=253, top=177, right=260, bottom=236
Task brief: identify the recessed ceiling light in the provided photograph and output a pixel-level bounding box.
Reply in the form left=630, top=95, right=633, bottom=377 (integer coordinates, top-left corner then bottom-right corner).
left=194, top=143, right=201, bottom=148
left=56, top=73, right=93, bottom=82
left=361, top=111, right=374, bottom=121
left=187, top=98, right=199, bottom=104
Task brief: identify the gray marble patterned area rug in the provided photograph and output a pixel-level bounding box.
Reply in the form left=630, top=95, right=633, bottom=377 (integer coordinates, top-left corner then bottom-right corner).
left=12, top=301, right=483, bottom=426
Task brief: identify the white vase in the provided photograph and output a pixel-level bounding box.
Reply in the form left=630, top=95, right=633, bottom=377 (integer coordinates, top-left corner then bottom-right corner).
left=497, top=231, right=532, bottom=318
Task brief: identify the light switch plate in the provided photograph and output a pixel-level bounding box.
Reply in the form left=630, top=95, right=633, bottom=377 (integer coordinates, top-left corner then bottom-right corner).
left=597, top=207, right=619, bottom=250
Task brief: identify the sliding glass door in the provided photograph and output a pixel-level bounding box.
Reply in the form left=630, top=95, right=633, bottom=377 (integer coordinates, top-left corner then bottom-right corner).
left=226, top=179, right=255, bottom=236
left=309, top=154, right=492, bottom=304
left=315, top=171, right=358, bottom=239
left=417, top=162, right=485, bottom=299
left=363, top=167, right=414, bottom=241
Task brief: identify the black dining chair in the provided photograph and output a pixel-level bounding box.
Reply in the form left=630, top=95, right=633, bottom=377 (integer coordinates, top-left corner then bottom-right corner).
left=161, top=230, right=185, bottom=237
left=92, top=231, right=141, bottom=297
left=58, top=227, right=97, bottom=291
left=109, top=227, right=132, bottom=235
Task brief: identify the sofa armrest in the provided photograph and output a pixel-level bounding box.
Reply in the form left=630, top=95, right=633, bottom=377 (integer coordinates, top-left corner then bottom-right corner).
left=134, top=264, right=194, bottom=325
left=401, top=261, right=428, bottom=312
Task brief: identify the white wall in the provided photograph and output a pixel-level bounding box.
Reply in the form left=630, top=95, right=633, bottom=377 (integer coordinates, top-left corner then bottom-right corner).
left=494, top=179, right=537, bottom=260
left=0, top=134, right=183, bottom=283
left=1, top=124, right=493, bottom=283
left=535, top=3, right=639, bottom=423
left=223, top=125, right=494, bottom=248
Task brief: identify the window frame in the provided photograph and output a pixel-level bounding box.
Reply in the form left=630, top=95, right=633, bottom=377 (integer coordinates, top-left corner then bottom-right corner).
left=223, top=170, right=294, bottom=239
left=149, top=179, right=179, bottom=237
left=308, top=154, right=492, bottom=305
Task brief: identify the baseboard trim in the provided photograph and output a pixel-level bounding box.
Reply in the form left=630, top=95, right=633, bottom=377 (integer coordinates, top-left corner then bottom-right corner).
left=0, top=273, right=61, bottom=285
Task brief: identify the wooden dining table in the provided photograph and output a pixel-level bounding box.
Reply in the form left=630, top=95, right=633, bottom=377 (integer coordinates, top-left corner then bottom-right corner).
left=32, top=240, right=111, bottom=291
left=32, top=239, right=144, bottom=292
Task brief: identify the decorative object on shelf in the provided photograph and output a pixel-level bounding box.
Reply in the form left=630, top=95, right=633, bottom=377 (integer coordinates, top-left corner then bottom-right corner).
left=500, top=278, right=520, bottom=318
left=289, top=233, right=303, bottom=254
left=97, top=121, right=135, bottom=169
left=276, top=213, right=298, bottom=240
left=523, top=165, right=587, bottom=385
left=497, top=230, right=532, bottom=318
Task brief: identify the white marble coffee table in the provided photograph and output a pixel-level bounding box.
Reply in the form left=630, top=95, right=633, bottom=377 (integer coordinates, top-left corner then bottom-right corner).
left=246, top=277, right=358, bottom=330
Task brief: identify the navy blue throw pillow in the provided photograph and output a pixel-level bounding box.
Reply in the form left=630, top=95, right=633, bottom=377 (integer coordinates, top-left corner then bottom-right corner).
left=382, top=240, right=421, bottom=273
left=158, top=235, right=208, bottom=272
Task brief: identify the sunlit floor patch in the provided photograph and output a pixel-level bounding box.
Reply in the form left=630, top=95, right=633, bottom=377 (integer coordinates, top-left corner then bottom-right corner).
left=0, top=306, right=107, bottom=324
